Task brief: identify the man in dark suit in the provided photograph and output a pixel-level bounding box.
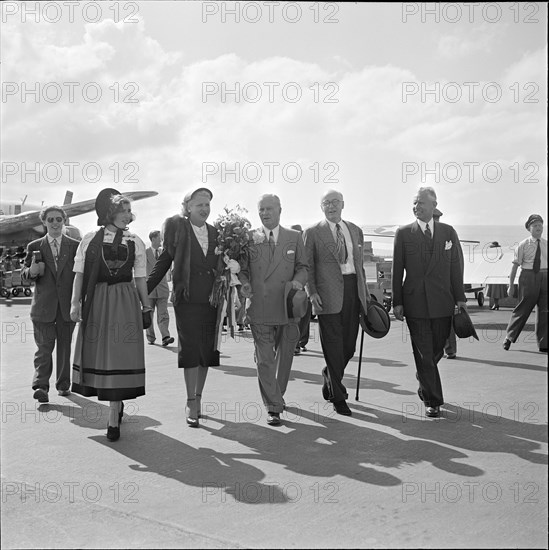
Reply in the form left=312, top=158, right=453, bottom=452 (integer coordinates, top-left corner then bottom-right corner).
left=303, top=190, right=371, bottom=416
left=392, top=187, right=466, bottom=418
left=146, top=230, right=174, bottom=346
left=239, top=194, right=308, bottom=426
left=22, top=205, right=79, bottom=403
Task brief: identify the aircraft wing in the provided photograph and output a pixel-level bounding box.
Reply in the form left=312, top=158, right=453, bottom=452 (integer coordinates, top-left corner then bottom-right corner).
left=463, top=248, right=514, bottom=287
left=362, top=225, right=514, bottom=287
left=0, top=190, right=158, bottom=242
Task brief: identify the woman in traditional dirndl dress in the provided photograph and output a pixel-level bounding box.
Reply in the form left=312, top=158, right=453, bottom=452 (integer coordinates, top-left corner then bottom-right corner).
left=70, top=188, right=151, bottom=441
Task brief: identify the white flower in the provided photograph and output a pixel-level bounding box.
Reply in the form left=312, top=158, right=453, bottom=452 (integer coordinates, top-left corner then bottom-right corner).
left=224, top=255, right=241, bottom=274
left=252, top=230, right=265, bottom=244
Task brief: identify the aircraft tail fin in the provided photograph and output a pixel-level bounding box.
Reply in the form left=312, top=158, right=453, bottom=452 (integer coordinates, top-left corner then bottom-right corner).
left=63, top=191, right=73, bottom=224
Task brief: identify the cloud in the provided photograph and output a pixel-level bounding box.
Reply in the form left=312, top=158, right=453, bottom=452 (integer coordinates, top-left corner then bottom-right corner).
left=437, top=23, right=507, bottom=58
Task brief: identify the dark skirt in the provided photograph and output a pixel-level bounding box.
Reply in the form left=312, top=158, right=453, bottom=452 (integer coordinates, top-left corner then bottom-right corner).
left=486, top=284, right=508, bottom=299
left=72, top=282, right=145, bottom=400
left=174, top=302, right=219, bottom=368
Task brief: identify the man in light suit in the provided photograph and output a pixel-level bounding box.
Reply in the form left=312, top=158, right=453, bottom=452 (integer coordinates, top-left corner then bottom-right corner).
left=303, top=190, right=371, bottom=416
left=392, top=187, right=466, bottom=418
left=146, top=230, right=174, bottom=346
left=22, top=206, right=79, bottom=403
left=239, top=194, right=308, bottom=426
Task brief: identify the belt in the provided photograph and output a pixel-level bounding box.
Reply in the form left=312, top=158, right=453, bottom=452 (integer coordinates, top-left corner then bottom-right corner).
left=523, top=269, right=547, bottom=272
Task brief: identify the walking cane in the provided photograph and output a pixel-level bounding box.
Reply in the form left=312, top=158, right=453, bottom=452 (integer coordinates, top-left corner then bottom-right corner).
left=355, top=328, right=365, bottom=401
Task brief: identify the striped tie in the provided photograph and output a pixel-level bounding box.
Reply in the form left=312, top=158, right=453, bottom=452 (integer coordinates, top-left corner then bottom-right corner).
left=52, top=238, right=59, bottom=267
left=424, top=223, right=432, bottom=240
left=335, top=223, right=348, bottom=264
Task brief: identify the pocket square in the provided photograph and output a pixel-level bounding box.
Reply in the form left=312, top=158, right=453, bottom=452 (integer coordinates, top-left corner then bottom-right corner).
left=445, top=240, right=453, bottom=250
left=287, top=250, right=295, bottom=255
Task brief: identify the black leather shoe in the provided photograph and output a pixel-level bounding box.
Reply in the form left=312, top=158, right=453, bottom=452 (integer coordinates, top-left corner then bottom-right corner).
left=294, top=347, right=301, bottom=356
left=33, top=388, right=49, bottom=403
left=446, top=353, right=457, bottom=359
left=267, top=412, right=281, bottom=426
left=321, top=368, right=331, bottom=401
left=503, top=339, right=511, bottom=350
left=425, top=406, right=440, bottom=418
left=162, top=336, right=175, bottom=347
left=333, top=400, right=352, bottom=416
left=539, top=348, right=548, bottom=353
left=106, top=425, right=120, bottom=441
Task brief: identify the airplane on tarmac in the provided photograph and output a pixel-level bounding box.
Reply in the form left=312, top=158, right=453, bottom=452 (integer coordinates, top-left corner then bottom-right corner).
left=0, top=190, right=158, bottom=249
left=362, top=225, right=514, bottom=310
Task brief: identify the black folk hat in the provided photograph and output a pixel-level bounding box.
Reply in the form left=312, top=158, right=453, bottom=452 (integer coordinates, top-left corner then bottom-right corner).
left=95, top=188, right=121, bottom=226
left=453, top=307, right=479, bottom=340
left=360, top=300, right=391, bottom=339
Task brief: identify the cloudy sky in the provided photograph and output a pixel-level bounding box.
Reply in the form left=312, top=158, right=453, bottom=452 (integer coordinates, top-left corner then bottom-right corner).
left=2, top=1, right=547, bottom=239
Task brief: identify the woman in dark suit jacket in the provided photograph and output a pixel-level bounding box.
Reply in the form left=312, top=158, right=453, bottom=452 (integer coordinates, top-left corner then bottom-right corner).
left=147, top=188, right=221, bottom=427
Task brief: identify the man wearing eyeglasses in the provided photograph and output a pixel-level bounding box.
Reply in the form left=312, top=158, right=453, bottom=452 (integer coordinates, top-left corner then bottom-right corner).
left=303, top=190, right=371, bottom=416
left=22, top=206, right=80, bottom=403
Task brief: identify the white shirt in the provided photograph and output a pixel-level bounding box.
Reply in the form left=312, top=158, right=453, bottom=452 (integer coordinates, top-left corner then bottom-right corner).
left=326, top=219, right=356, bottom=275
left=74, top=229, right=147, bottom=277
left=47, top=235, right=61, bottom=261
left=262, top=225, right=280, bottom=244
left=416, top=218, right=435, bottom=238
left=191, top=222, right=209, bottom=256
left=513, top=236, right=547, bottom=270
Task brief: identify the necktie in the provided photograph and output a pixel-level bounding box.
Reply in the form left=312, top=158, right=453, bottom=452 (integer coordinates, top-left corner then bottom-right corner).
left=533, top=239, right=541, bottom=273
left=424, top=223, right=432, bottom=240
left=335, top=223, right=348, bottom=264
left=269, top=231, right=275, bottom=260
left=52, top=238, right=59, bottom=267
left=155, top=248, right=159, bottom=260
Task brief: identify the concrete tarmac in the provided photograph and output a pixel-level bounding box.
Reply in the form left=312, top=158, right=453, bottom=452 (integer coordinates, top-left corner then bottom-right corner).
left=1, top=298, right=547, bottom=549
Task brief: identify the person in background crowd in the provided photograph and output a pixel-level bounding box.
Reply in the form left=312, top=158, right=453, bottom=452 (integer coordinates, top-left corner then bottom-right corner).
left=432, top=208, right=459, bottom=359
left=291, top=224, right=313, bottom=356
left=22, top=205, right=79, bottom=403
left=503, top=214, right=547, bottom=352
left=146, top=230, right=175, bottom=347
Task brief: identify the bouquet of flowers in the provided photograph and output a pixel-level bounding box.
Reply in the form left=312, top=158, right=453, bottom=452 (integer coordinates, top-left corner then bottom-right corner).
left=209, top=206, right=254, bottom=345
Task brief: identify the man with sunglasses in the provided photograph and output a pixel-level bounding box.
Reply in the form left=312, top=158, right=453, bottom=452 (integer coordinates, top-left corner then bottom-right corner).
left=22, top=205, right=80, bottom=403
left=303, top=190, right=371, bottom=416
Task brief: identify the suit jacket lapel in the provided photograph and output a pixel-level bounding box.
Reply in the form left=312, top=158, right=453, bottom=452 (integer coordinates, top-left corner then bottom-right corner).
left=319, top=220, right=338, bottom=263
left=56, top=236, right=69, bottom=276
left=425, top=222, right=443, bottom=276
left=264, top=227, right=287, bottom=280
left=40, top=236, right=56, bottom=276
left=411, top=221, right=430, bottom=271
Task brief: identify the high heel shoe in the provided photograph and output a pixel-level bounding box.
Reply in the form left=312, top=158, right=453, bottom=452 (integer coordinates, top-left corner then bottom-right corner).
left=186, top=399, right=199, bottom=428
left=195, top=394, right=202, bottom=418
left=491, top=305, right=499, bottom=310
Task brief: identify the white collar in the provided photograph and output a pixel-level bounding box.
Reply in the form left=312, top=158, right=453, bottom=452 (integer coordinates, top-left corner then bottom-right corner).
left=191, top=222, right=207, bottom=233
left=47, top=235, right=61, bottom=244
left=326, top=219, right=345, bottom=231
left=417, top=219, right=434, bottom=233
left=263, top=225, right=280, bottom=240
